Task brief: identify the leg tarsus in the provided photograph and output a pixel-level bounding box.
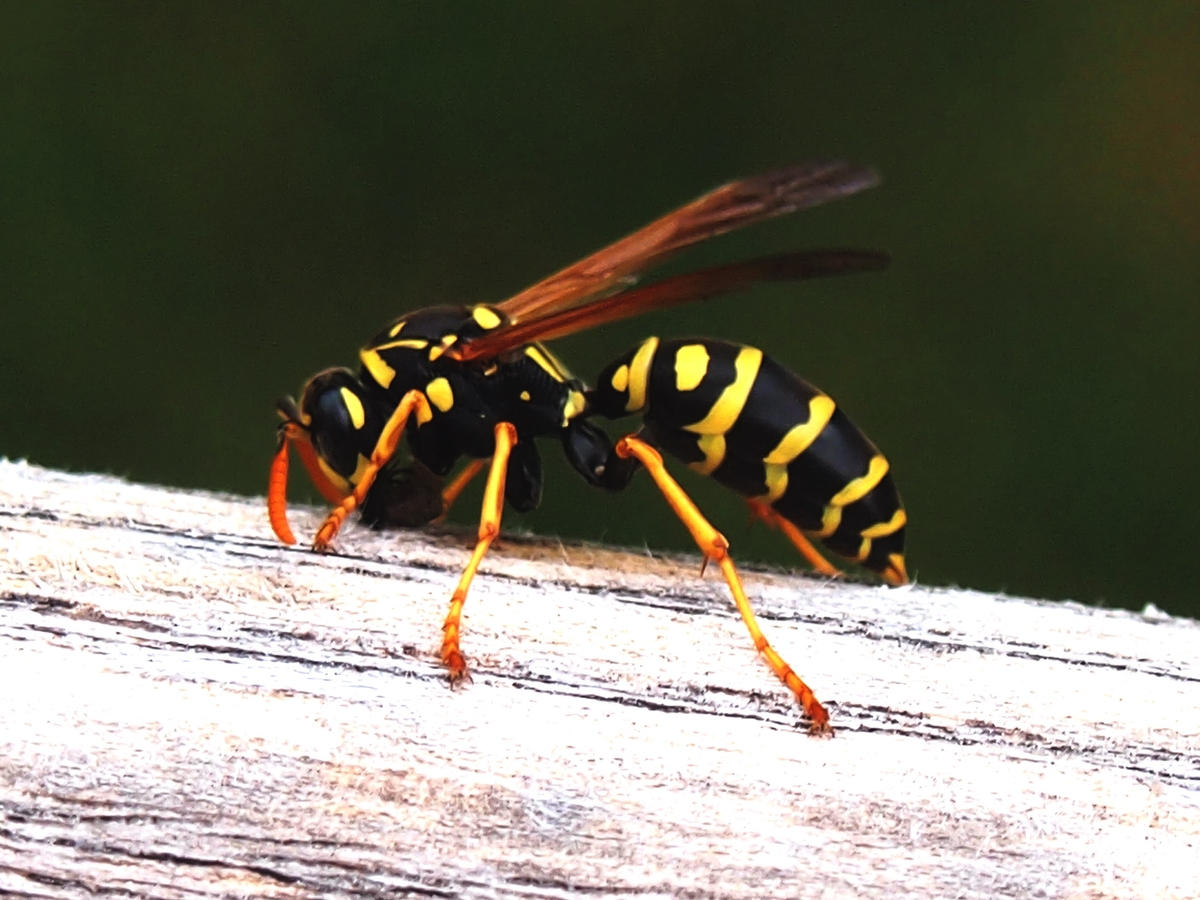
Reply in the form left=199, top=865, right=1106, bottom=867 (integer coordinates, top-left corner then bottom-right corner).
left=438, top=422, right=517, bottom=685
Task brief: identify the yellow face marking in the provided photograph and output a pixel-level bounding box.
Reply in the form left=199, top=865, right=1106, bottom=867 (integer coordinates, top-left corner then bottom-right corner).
left=673, top=344, right=710, bottom=392
left=610, top=364, right=630, bottom=393
left=764, top=395, right=836, bottom=465
left=763, top=463, right=788, bottom=502
left=815, top=504, right=842, bottom=538
left=388, top=320, right=406, bottom=338
left=562, top=389, right=587, bottom=425
left=685, top=346, right=762, bottom=435
left=360, top=348, right=396, bottom=389
left=472, top=306, right=502, bottom=329
left=524, top=345, right=566, bottom=383
left=317, top=457, right=351, bottom=493
left=520, top=390, right=531, bottom=401
left=339, top=387, right=365, bottom=430
left=830, top=455, right=890, bottom=507
left=626, top=337, right=659, bottom=412
left=687, top=433, right=725, bottom=476
left=426, top=377, right=454, bottom=413
left=372, top=338, right=429, bottom=352
left=351, top=453, right=373, bottom=486
left=861, top=508, right=907, bottom=539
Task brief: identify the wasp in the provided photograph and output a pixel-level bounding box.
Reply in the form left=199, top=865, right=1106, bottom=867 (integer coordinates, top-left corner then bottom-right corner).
left=268, top=162, right=906, bottom=733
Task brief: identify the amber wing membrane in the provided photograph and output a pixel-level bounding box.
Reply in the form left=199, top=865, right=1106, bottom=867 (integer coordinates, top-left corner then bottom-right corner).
left=494, top=161, right=880, bottom=325
left=454, top=249, right=888, bottom=363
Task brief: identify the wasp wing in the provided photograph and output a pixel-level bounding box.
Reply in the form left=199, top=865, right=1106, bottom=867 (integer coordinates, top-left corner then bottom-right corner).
left=494, top=161, right=880, bottom=324
left=453, top=249, right=888, bottom=362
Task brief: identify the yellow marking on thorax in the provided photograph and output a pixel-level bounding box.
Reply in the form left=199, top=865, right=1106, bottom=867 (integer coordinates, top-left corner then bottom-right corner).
left=360, top=348, right=396, bottom=389
left=339, top=387, right=365, bottom=430
left=426, top=377, right=454, bottom=413
left=830, top=455, right=889, bottom=507
left=372, top=338, right=429, bottom=352
left=685, top=346, right=762, bottom=435
left=673, top=344, right=710, bottom=392
left=562, top=389, right=587, bottom=425
left=519, top=390, right=531, bottom=401
left=472, top=306, right=502, bottom=329
left=524, top=344, right=567, bottom=382
left=388, top=320, right=406, bottom=338
left=764, top=395, right=836, bottom=465
left=626, top=337, right=659, bottom=412
left=428, top=334, right=458, bottom=362
left=687, top=433, right=726, bottom=476
left=853, top=538, right=873, bottom=563
left=861, top=507, right=906, bottom=539
left=610, top=364, right=630, bottom=393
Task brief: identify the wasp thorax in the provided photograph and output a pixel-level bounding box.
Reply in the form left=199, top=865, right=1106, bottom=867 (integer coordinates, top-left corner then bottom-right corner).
left=298, top=368, right=382, bottom=484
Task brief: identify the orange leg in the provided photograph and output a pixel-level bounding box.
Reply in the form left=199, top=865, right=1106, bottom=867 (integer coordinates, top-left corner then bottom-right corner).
left=313, top=390, right=433, bottom=551
left=431, top=458, right=488, bottom=525
left=615, top=435, right=832, bottom=734
left=440, top=422, right=518, bottom=683
left=746, top=498, right=842, bottom=579
left=881, top=555, right=909, bottom=587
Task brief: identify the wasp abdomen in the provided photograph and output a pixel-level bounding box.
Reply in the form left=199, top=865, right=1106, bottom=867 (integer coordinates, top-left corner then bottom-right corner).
left=593, top=337, right=906, bottom=580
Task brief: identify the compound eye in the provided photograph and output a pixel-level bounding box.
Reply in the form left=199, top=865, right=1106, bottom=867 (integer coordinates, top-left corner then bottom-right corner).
left=310, top=388, right=362, bottom=479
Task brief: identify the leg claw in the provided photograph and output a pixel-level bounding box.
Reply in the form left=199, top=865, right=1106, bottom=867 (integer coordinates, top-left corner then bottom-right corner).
left=443, top=649, right=472, bottom=686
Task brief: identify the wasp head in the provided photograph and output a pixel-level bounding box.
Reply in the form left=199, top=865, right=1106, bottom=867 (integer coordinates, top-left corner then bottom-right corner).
left=268, top=368, right=384, bottom=545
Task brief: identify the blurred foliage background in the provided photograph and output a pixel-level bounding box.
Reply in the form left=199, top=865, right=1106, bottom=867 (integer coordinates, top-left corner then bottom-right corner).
left=3, top=4, right=1198, bottom=617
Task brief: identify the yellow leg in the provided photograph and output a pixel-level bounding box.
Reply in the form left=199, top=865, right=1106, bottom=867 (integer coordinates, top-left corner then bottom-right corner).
left=431, top=458, right=488, bottom=525
left=616, top=435, right=832, bottom=734
left=746, top=498, right=842, bottom=579
left=313, top=390, right=433, bottom=550
left=440, top=422, right=518, bottom=683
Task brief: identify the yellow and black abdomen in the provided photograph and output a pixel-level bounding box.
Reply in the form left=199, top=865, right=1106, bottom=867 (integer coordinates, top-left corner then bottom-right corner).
left=591, top=337, right=906, bottom=579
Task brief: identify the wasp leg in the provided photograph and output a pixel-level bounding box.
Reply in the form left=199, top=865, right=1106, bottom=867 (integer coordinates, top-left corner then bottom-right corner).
left=269, top=422, right=348, bottom=545
left=615, top=434, right=832, bottom=734
left=440, top=422, right=518, bottom=683
left=745, top=498, right=842, bottom=579
left=268, top=430, right=299, bottom=545
left=313, top=389, right=433, bottom=551
left=431, top=458, right=488, bottom=525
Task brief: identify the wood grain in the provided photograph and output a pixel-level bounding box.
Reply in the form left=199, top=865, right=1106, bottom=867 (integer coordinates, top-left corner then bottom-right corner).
left=1, top=459, right=1197, bottom=899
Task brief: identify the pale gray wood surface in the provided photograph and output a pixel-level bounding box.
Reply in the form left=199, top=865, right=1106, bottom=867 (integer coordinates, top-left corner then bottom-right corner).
left=1, top=458, right=1197, bottom=899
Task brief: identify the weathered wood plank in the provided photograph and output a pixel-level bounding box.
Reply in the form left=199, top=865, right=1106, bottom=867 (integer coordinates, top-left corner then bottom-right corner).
left=0, top=458, right=1197, bottom=899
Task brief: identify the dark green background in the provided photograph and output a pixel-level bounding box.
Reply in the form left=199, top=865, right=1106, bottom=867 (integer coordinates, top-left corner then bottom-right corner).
left=4, top=5, right=1198, bottom=617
